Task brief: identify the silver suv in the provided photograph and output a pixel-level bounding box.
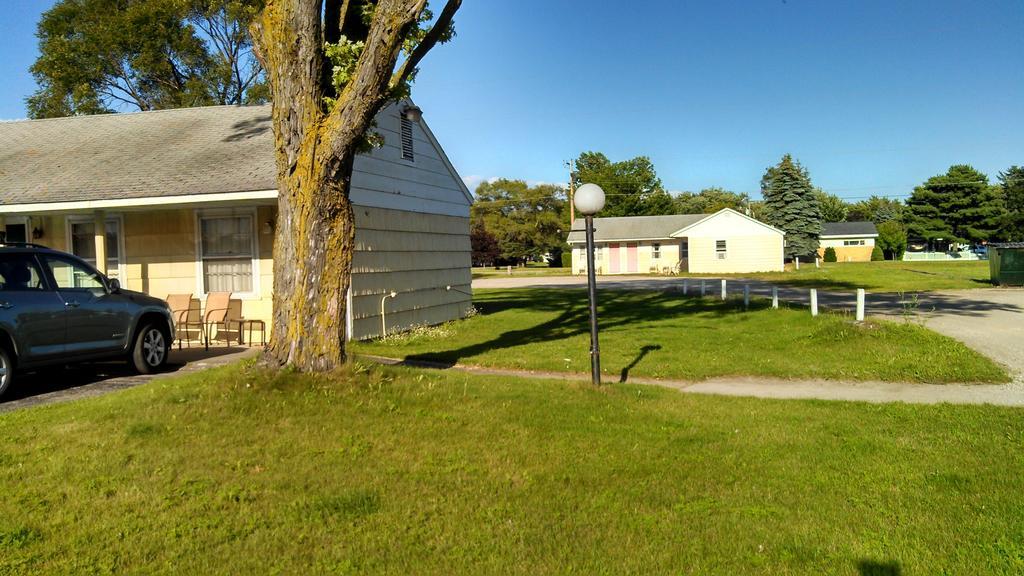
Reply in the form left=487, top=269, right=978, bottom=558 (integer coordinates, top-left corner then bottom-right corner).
left=0, top=243, right=174, bottom=398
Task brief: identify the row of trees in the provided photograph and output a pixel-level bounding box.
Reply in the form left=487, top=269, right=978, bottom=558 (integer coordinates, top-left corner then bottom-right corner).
left=472, top=154, right=1023, bottom=266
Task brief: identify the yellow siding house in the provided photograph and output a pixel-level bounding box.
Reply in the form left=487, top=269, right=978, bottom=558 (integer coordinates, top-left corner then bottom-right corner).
left=567, top=208, right=784, bottom=274
left=817, top=221, right=879, bottom=262
left=0, top=102, right=473, bottom=340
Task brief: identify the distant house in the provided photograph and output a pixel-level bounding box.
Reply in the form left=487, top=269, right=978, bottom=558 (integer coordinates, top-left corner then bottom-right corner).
left=818, top=221, right=879, bottom=262
left=0, top=102, right=473, bottom=340
left=566, top=208, right=784, bottom=274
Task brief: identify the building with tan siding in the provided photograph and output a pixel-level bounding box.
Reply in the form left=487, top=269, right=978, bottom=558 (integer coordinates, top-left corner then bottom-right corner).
left=0, top=102, right=473, bottom=340
left=566, top=208, right=784, bottom=274
left=817, top=221, right=878, bottom=262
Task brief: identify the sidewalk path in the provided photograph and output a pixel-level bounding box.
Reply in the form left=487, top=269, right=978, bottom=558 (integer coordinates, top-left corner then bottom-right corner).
left=361, top=354, right=1024, bottom=407
left=473, top=275, right=1024, bottom=383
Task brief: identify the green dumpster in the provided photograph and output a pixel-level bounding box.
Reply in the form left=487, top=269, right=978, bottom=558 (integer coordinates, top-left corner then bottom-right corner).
left=989, top=243, right=1024, bottom=286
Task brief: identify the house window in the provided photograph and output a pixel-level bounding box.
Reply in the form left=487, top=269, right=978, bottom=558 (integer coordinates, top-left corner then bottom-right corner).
left=400, top=116, right=414, bottom=161
left=200, top=215, right=254, bottom=293
left=69, top=219, right=121, bottom=281
left=594, top=245, right=603, bottom=261
left=716, top=240, right=727, bottom=259
left=843, top=240, right=865, bottom=246
left=652, top=243, right=661, bottom=259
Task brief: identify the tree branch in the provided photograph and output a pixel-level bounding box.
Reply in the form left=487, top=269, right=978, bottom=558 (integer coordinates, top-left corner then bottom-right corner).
left=391, top=0, right=460, bottom=90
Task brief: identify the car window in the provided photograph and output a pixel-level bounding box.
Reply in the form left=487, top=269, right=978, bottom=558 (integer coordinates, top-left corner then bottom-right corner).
left=44, top=256, right=106, bottom=292
left=0, top=254, right=47, bottom=291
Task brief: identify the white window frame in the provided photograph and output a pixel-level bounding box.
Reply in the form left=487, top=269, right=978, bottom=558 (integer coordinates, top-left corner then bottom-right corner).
left=195, top=208, right=260, bottom=299
left=65, top=214, right=127, bottom=287
left=652, top=243, right=661, bottom=259
left=716, top=239, right=727, bottom=259
left=2, top=215, right=30, bottom=243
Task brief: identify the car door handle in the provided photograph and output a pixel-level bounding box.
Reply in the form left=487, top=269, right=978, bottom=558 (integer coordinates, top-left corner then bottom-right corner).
left=65, top=300, right=80, bottom=308
left=0, top=302, right=12, bottom=310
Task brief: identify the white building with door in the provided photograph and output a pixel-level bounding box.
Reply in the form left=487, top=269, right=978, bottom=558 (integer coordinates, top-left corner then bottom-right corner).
left=566, top=208, right=784, bottom=274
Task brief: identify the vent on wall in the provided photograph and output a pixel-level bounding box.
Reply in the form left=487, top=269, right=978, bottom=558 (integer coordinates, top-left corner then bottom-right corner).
left=400, top=116, right=414, bottom=161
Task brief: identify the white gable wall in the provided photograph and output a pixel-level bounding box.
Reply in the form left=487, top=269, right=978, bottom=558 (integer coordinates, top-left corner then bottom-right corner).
left=346, top=102, right=473, bottom=339
left=678, top=210, right=784, bottom=273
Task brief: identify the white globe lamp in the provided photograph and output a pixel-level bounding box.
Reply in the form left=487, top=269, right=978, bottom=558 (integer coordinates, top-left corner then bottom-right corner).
left=574, top=183, right=606, bottom=216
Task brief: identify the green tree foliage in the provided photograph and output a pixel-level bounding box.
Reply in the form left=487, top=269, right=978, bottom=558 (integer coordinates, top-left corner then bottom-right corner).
left=1000, top=166, right=1024, bottom=241
left=905, top=165, right=1007, bottom=244
left=471, top=179, right=567, bottom=264
left=674, top=187, right=750, bottom=214
left=871, top=246, right=884, bottom=261
left=761, top=154, right=823, bottom=258
left=814, top=189, right=849, bottom=223
left=823, top=247, right=837, bottom=262
left=573, top=152, right=674, bottom=217
left=28, top=0, right=267, bottom=118
left=876, top=220, right=908, bottom=260
left=847, top=196, right=905, bottom=224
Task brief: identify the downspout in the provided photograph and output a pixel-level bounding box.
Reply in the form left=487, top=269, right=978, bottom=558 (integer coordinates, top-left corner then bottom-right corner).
left=380, top=291, right=397, bottom=338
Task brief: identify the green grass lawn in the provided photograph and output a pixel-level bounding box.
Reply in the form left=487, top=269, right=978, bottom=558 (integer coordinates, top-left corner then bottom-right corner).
left=2, top=363, right=1023, bottom=574
left=685, top=260, right=993, bottom=292
left=472, top=263, right=571, bottom=279
left=354, top=289, right=1007, bottom=384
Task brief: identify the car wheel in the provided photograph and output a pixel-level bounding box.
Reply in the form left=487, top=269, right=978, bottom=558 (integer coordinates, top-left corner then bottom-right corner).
left=0, top=346, right=13, bottom=398
left=132, top=323, right=169, bottom=374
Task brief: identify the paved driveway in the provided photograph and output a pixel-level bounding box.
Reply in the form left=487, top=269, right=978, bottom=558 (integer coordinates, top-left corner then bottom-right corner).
left=474, top=275, right=1024, bottom=381
left=0, top=347, right=259, bottom=414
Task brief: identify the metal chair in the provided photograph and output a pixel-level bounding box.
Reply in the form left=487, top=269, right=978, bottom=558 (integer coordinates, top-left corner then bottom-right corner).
left=166, top=293, right=202, bottom=349
left=202, top=292, right=241, bottom=350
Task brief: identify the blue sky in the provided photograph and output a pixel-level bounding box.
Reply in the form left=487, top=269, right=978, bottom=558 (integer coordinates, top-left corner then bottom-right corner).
left=2, top=0, right=1022, bottom=200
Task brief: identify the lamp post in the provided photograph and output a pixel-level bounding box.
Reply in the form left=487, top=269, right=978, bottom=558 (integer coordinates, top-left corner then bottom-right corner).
left=574, top=183, right=606, bottom=385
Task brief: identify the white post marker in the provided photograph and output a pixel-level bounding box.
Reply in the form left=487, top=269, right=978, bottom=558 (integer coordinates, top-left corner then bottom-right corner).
left=721, top=279, right=727, bottom=301
left=700, top=279, right=706, bottom=297
left=772, top=286, right=779, bottom=309
left=810, top=288, right=818, bottom=317
left=683, top=279, right=688, bottom=295
left=795, top=258, right=800, bottom=270
left=743, top=284, right=750, bottom=309
left=507, top=265, right=512, bottom=275
left=815, top=257, right=820, bottom=269
left=856, top=288, right=865, bottom=322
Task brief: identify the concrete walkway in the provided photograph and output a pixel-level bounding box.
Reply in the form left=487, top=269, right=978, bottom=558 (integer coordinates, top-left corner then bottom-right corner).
left=0, top=347, right=259, bottom=414
left=474, top=274, right=1024, bottom=383
left=362, top=354, right=1024, bottom=407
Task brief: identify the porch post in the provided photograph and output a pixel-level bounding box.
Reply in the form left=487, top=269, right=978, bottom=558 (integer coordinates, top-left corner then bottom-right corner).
left=93, top=210, right=107, bottom=275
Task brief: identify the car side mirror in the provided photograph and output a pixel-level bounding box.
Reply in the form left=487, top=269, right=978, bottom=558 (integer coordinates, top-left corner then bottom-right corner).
left=108, top=278, right=121, bottom=293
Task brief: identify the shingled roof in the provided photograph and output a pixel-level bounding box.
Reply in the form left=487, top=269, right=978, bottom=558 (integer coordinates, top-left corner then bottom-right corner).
left=567, top=213, right=707, bottom=243
left=0, top=105, right=277, bottom=206
left=821, top=221, right=878, bottom=237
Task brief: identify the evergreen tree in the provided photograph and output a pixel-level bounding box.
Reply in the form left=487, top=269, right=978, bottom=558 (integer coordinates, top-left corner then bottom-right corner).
left=1000, top=166, right=1024, bottom=241
left=905, top=165, right=1006, bottom=245
left=848, top=195, right=904, bottom=223
left=761, top=154, right=823, bottom=258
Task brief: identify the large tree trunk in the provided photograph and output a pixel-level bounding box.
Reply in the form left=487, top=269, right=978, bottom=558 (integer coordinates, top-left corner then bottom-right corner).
left=250, top=0, right=460, bottom=371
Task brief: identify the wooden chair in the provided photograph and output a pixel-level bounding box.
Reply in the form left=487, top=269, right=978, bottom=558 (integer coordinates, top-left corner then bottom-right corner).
left=202, top=292, right=241, bottom=350
left=166, top=293, right=202, bottom=349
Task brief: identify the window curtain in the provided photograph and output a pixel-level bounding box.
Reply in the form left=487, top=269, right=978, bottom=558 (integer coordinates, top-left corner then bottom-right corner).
left=201, top=216, right=254, bottom=293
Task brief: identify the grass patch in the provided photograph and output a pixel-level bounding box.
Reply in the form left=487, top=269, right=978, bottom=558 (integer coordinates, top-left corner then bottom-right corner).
left=1, top=362, right=1023, bottom=574
left=473, top=264, right=571, bottom=279
left=353, top=289, right=1007, bottom=383
left=699, top=260, right=993, bottom=292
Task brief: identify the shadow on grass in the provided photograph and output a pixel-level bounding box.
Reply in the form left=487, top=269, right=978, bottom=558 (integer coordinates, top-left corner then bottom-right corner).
left=620, top=344, right=662, bottom=383
left=407, top=289, right=752, bottom=368
left=856, top=560, right=901, bottom=575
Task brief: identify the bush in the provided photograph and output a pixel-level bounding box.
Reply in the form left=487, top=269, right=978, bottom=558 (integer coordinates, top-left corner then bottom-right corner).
left=560, top=251, right=572, bottom=268
left=871, top=246, right=884, bottom=261
left=823, top=247, right=837, bottom=262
